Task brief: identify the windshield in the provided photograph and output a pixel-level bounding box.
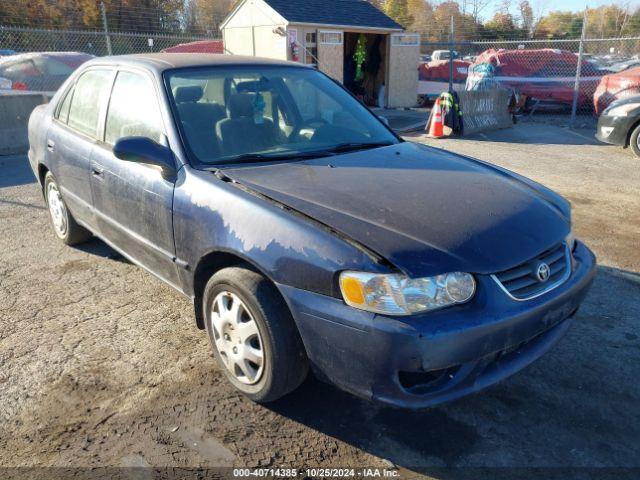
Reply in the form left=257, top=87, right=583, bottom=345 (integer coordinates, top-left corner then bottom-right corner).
left=165, top=66, right=398, bottom=165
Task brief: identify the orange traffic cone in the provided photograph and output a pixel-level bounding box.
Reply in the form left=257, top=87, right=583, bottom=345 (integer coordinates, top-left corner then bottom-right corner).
left=428, top=98, right=444, bottom=138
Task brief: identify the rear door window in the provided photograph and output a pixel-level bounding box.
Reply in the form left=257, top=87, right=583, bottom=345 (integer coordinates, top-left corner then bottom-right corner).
left=105, top=70, right=164, bottom=145
left=67, top=69, right=113, bottom=138
left=56, top=85, right=75, bottom=124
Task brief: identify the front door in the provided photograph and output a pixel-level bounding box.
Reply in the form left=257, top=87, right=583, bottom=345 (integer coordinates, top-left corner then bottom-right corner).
left=90, top=69, right=180, bottom=287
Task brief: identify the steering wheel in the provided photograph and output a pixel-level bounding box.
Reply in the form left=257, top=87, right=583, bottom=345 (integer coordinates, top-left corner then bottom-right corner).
left=287, top=117, right=328, bottom=143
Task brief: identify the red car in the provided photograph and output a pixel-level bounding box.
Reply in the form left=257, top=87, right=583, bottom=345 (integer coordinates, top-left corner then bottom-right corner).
left=593, top=66, right=640, bottom=115
left=162, top=40, right=224, bottom=54
left=0, top=52, right=94, bottom=92
left=418, top=59, right=470, bottom=98
left=466, top=48, right=604, bottom=108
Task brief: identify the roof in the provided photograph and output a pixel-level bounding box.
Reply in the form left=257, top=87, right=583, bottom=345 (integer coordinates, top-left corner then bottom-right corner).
left=161, top=40, right=224, bottom=54
left=84, top=53, right=306, bottom=72
left=0, top=51, right=94, bottom=66
left=263, top=0, right=402, bottom=30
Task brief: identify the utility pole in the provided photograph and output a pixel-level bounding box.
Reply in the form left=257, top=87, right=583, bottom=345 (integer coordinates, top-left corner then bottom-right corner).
left=571, top=8, right=588, bottom=127
left=101, top=2, right=112, bottom=56
left=448, top=16, right=454, bottom=93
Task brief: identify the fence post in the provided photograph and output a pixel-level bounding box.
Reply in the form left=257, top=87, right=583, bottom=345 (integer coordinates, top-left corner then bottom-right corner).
left=100, top=2, right=112, bottom=56
left=570, top=8, right=588, bottom=128
left=448, top=16, right=454, bottom=92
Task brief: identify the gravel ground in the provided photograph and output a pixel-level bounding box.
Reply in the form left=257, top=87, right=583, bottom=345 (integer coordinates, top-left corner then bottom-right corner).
left=1, top=123, right=639, bottom=478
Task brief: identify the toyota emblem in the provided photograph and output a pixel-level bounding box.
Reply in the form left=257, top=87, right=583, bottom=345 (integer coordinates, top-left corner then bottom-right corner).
left=536, top=262, right=551, bottom=282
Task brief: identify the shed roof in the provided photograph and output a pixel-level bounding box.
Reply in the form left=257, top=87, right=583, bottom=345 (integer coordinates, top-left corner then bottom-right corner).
left=263, top=0, right=402, bottom=30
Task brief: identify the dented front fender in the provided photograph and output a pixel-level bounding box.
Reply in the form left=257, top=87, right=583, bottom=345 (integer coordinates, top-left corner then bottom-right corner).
left=172, top=167, right=391, bottom=298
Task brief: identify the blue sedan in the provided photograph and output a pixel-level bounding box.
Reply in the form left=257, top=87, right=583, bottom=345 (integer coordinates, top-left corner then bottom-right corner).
left=27, top=54, right=596, bottom=408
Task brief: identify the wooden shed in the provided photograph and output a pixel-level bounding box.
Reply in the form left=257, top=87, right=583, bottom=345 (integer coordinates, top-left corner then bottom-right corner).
left=220, top=0, right=419, bottom=108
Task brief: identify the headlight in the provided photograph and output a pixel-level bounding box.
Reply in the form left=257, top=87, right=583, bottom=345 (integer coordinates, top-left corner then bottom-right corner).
left=339, top=271, right=476, bottom=316
left=603, top=102, right=640, bottom=117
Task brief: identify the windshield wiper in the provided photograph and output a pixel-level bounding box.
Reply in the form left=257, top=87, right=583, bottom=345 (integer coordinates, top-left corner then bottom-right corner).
left=213, top=141, right=394, bottom=166
left=218, top=150, right=336, bottom=165
left=325, top=141, right=395, bottom=154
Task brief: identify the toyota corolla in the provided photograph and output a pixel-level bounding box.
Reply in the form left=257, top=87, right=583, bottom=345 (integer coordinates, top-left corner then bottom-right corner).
left=27, top=54, right=596, bottom=408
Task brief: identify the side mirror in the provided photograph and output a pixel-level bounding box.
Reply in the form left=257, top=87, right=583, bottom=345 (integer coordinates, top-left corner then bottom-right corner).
left=379, top=115, right=390, bottom=126
left=113, top=136, right=176, bottom=180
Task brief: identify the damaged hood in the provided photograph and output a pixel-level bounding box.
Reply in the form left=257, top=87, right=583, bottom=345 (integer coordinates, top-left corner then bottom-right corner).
left=220, top=142, right=570, bottom=277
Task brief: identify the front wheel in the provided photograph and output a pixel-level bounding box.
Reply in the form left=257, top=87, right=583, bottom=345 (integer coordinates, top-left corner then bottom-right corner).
left=629, top=124, right=640, bottom=157
left=43, top=172, right=91, bottom=245
left=203, top=267, right=308, bottom=402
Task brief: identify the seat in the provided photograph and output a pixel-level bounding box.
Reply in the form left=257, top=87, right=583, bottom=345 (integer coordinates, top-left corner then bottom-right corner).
left=173, top=85, right=226, bottom=160
left=216, top=93, right=277, bottom=157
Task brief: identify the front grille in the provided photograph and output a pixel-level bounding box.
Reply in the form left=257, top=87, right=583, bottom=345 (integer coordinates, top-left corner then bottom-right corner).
left=492, top=243, right=570, bottom=300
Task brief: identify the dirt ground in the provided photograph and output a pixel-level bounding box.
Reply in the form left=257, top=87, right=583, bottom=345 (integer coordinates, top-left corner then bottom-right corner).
left=1, top=123, right=639, bottom=479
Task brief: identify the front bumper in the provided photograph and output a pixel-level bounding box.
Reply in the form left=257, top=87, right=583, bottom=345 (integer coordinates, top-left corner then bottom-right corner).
left=278, top=241, right=596, bottom=409
left=595, top=114, right=634, bottom=146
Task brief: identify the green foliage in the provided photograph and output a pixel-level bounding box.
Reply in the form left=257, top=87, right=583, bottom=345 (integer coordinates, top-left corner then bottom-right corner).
left=353, top=34, right=367, bottom=82
left=383, top=0, right=413, bottom=28
left=484, top=12, right=525, bottom=39
left=534, top=5, right=640, bottom=39
left=380, top=0, right=640, bottom=41
left=3, top=0, right=640, bottom=41
left=0, top=0, right=234, bottom=34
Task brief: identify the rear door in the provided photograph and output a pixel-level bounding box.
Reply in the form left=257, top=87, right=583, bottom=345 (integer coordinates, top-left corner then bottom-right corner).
left=90, top=68, right=180, bottom=287
left=46, top=68, right=114, bottom=230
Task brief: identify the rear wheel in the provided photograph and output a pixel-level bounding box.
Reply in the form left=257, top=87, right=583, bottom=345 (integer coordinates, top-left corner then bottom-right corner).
left=203, top=266, right=308, bottom=402
left=44, top=172, right=91, bottom=245
left=629, top=124, right=640, bottom=157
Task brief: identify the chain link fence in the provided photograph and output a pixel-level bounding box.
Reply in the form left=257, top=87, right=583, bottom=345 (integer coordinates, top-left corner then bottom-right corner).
left=3, top=6, right=640, bottom=129
left=0, top=24, right=220, bottom=91
left=420, top=36, right=640, bottom=127
left=0, top=25, right=216, bottom=57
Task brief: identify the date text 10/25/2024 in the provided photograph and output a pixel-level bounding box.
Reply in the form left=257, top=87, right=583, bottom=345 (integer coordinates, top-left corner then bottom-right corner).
left=233, top=468, right=400, bottom=478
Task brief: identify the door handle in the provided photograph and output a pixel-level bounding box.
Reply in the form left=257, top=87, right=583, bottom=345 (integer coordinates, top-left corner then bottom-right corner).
left=46, top=140, right=55, bottom=152
left=91, top=166, right=104, bottom=178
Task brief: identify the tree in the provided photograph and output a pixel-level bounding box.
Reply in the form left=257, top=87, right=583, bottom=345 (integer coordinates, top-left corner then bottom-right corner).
left=535, top=10, right=580, bottom=38
left=623, top=7, right=640, bottom=36
left=586, top=5, right=633, bottom=38
left=484, top=11, right=525, bottom=39
left=418, top=1, right=484, bottom=41
left=406, top=0, right=434, bottom=34
left=184, top=0, right=234, bottom=35
left=458, top=0, right=494, bottom=22
left=519, top=0, right=535, bottom=36
left=384, top=0, right=413, bottom=28
left=0, top=0, right=233, bottom=33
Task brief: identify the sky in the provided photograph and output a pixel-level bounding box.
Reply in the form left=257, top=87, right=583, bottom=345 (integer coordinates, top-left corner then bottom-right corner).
left=482, top=0, right=640, bottom=20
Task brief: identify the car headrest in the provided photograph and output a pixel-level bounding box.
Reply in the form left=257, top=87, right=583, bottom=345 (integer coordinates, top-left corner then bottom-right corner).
left=227, top=93, right=256, bottom=119
left=173, top=85, right=203, bottom=103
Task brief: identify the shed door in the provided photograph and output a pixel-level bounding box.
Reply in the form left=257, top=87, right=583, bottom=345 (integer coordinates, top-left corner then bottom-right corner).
left=317, top=30, right=344, bottom=83
left=387, top=33, right=420, bottom=108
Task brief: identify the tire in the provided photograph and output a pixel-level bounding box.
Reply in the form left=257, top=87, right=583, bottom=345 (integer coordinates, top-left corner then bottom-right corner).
left=43, top=172, right=91, bottom=245
left=629, top=124, right=640, bottom=158
left=203, top=266, right=308, bottom=403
